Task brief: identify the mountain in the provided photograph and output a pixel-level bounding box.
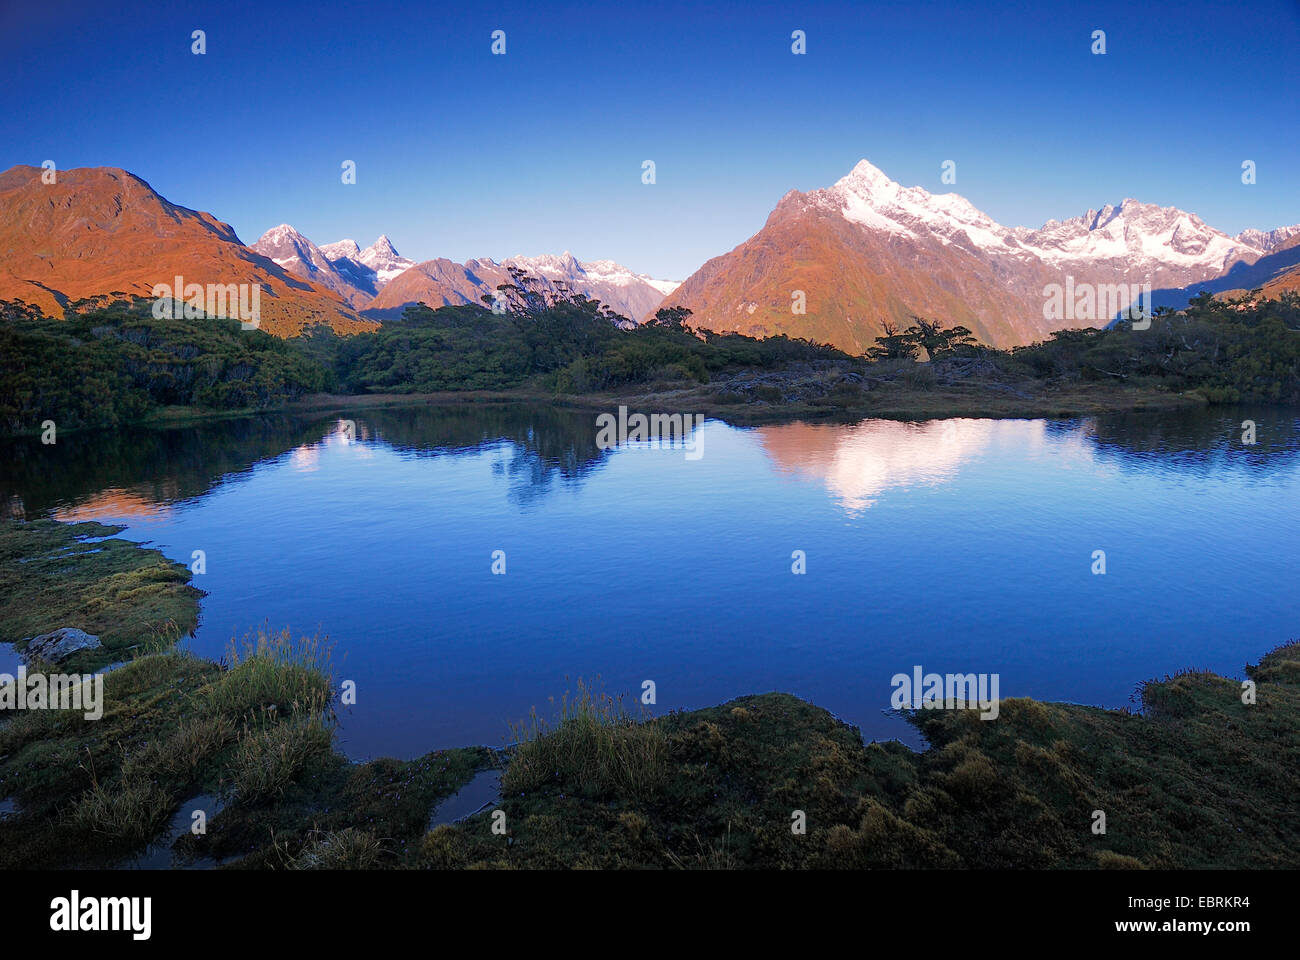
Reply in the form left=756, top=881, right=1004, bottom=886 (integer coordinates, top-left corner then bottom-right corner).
left=1011, top=200, right=1262, bottom=290
left=250, top=224, right=372, bottom=308
left=1151, top=232, right=1300, bottom=306
left=662, top=160, right=1281, bottom=351
left=1236, top=226, right=1300, bottom=253
left=365, top=257, right=506, bottom=316
left=1261, top=235, right=1300, bottom=298
left=253, top=230, right=414, bottom=305
left=354, top=235, right=414, bottom=285
left=504, top=253, right=679, bottom=321
left=366, top=251, right=679, bottom=321
left=0, top=166, right=373, bottom=336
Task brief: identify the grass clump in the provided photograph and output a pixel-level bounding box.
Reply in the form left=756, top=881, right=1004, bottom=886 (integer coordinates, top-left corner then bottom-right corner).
left=66, top=775, right=173, bottom=847
left=229, top=716, right=335, bottom=804
left=120, top=713, right=237, bottom=784
left=201, top=626, right=333, bottom=724
left=503, top=679, right=668, bottom=802
left=289, top=828, right=383, bottom=869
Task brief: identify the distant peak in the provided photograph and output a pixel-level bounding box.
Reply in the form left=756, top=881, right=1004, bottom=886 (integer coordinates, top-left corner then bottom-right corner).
left=837, top=159, right=899, bottom=190
left=254, top=224, right=310, bottom=246
left=320, top=238, right=361, bottom=259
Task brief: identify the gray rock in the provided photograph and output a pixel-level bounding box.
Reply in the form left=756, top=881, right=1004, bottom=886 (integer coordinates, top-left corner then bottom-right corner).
left=20, top=627, right=101, bottom=664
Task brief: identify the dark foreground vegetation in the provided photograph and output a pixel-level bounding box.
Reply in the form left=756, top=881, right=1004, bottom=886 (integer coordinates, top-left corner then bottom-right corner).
left=1, top=520, right=1296, bottom=869
left=3, top=283, right=1299, bottom=436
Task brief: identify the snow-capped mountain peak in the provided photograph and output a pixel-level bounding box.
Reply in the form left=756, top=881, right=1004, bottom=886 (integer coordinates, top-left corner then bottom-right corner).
left=1017, top=198, right=1263, bottom=272
left=355, top=235, right=414, bottom=283
left=250, top=224, right=375, bottom=308
left=504, top=252, right=680, bottom=305
left=251, top=223, right=678, bottom=321
left=820, top=160, right=1015, bottom=251
left=813, top=159, right=1270, bottom=280
left=664, top=157, right=1297, bottom=355
left=1236, top=224, right=1300, bottom=252
left=252, top=225, right=334, bottom=274
left=319, top=238, right=360, bottom=260
left=836, top=158, right=898, bottom=194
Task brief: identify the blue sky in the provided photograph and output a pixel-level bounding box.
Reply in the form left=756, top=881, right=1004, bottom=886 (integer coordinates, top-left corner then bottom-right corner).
left=2, top=0, right=1297, bottom=279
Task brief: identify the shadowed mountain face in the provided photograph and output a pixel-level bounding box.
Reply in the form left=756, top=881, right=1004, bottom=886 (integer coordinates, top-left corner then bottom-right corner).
left=249, top=225, right=374, bottom=308
left=0, top=166, right=374, bottom=336
left=663, top=159, right=1289, bottom=352
left=1147, top=233, right=1300, bottom=307
left=251, top=228, right=415, bottom=308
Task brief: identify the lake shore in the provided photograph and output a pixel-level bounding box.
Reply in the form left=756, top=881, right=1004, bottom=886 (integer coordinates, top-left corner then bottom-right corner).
left=133, top=377, right=1204, bottom=435
left=2, top=518, right=1296, bottom=869
left=0, top=362, right=1208, bottom=440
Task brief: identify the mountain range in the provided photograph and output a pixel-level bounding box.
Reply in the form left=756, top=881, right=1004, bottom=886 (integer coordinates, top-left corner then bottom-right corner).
left=0, top=161, right=1295, bottom=348
left=365, top=250, right=679, bottom=321
left=249, top=224, right=679, bottom=322
left=661, top=159, right=1300, bottom=351
left=0, top=166, right=373, bottom=336
left=249, top=226, right=414, bottom=308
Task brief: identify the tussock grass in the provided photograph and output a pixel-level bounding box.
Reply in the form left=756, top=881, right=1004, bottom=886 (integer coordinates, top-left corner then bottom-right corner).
left=503, top=679, right=667, bottom=801
left=67, top=775, right=172, bottom=845
left=289, top=828, right=383, bottom=869
left=107, top=650, right=198, bottom=701
left=202, top=626, right=333, bottom=724
left=0, top=699, right=70, bottom=756
left=120, top=713, right=237, bottom=783
left=229, top=716, right=334, bottom=804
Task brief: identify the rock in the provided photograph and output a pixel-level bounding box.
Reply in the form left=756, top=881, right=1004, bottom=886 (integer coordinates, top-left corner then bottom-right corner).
left=20, top=628, right=101, bottom=664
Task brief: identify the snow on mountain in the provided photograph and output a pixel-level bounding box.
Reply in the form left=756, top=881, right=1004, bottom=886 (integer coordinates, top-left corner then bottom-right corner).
left=250, top=225, right=373, bottom=307
left=1013, top=202, right=1263, bottom=287
left=252, top=224, right=335, bottom=275
left=319, top=238, right=361, bottom=260
left=254, top=224, right=674, bottom=321
left=254, top=229, right=414, bottom=304
left=366, top=251, right=680, bottom=322
left=502, top=251, right=680, bottom=320
left=820, top=160, right=1021, bottom=252
left=353, top=235, right=414, bottom=285
left=817, top=160, right=1265, bottom=287
left=663, top=158, right=1294, bottom=352
left=1235, top=225, right=1300, bottom=253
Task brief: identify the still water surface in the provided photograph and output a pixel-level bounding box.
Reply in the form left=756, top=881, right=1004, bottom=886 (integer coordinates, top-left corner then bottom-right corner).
left=3, top=403, right=1297, bottom=758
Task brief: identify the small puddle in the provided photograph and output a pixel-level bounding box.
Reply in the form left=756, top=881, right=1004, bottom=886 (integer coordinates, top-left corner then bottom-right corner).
left=428, top=770, right=501, bottom=829
left=122, top=793, right=226, bottom=870
left=0, top=797, right=17, bottom=819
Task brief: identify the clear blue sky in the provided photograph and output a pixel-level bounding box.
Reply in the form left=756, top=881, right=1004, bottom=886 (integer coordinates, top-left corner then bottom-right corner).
left=2, top=0, right=1297, bottom=279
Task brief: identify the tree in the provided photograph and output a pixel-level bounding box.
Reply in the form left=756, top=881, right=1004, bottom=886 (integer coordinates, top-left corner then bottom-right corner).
left=646, top=306, right=695, bottom=333
left=904, top=316, right=978, bottom=360
left=866, top=319, right=919, bottom=361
